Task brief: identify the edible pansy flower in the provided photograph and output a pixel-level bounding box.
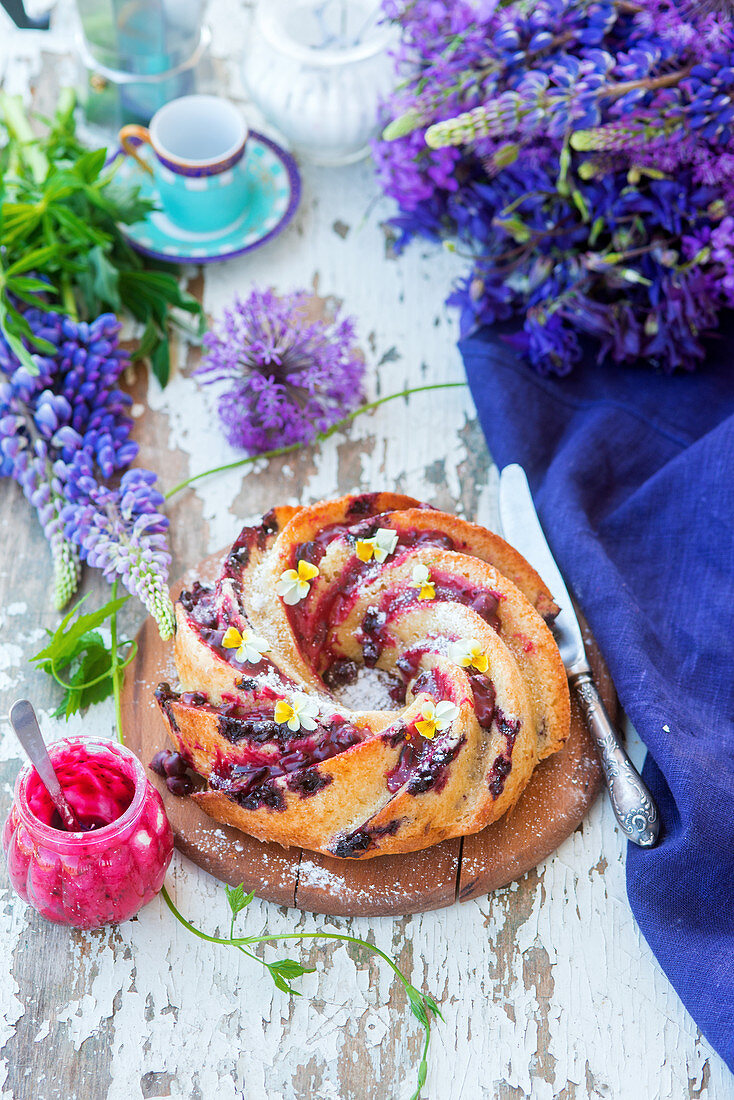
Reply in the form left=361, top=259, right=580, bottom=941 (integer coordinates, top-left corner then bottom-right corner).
left=410, top=563, right=435, bottom=600
left=221, top=625, right=271, bottom=665
left=355, top=527, right=399, bottom=564
left=274, top=692, right=319, bottom=733
left=414, top=697, right=460, bottom=740
left=276, top=559, right=320, bottom=605
left=448, top=638, right=489, bottom=674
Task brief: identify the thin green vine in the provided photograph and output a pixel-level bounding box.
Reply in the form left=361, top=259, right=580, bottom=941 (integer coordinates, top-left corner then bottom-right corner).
left=159, top=883, right=441, bottom=1100
left=59, top=380, right=469, bottom=1096
left=164, top=381, right=468, bottom=499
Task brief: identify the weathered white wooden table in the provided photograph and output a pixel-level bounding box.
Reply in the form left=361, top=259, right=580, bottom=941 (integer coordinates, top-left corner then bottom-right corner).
left=1, top=5, right=732, bottom=1099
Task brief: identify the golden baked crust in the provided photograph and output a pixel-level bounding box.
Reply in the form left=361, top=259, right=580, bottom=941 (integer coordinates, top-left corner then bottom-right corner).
left=155, top=492, right=570, bottom=859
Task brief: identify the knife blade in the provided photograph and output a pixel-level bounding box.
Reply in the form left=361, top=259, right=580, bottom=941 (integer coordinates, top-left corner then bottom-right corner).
left=497, top=463, right=660, bottom=848
left=498, top=464, right=589, bottom=677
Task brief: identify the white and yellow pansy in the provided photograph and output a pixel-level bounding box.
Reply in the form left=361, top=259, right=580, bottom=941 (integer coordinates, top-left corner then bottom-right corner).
left=448, top=637, right=489, bottom=674
left=221, top=626, right=271, bottom=665
left=410, top=563, right=436, bottom=600
left=274, top=692, right=320, bottom=733
left=355, top=527, right=399, bottom=564
left=276, top=559, right=320, bottom=605
left=414, top=697, right=460, bottom=740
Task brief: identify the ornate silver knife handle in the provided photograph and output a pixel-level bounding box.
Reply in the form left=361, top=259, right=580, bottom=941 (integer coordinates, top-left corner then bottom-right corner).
left=571, top=671, right=660, bottom=848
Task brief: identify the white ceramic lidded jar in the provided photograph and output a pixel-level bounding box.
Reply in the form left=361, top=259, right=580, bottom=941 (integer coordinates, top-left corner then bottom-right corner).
left=243, top=0, right=396, bottom=166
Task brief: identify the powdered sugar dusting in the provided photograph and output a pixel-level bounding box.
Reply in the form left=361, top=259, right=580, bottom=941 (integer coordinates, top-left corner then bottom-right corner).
left=331, top=666, right=399, bottom=712
left=298, top=859, right=348, bottom=894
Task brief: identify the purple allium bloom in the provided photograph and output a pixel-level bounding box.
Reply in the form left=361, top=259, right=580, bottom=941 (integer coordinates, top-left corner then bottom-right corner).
left=197, top=289, right=365, bottom=454
left=0, top=305, right=174, bottom=633
left=374, top=0, right=734, bottom=375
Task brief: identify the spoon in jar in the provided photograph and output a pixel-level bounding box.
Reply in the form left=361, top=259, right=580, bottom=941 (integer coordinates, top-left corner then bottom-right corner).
left=9, top=699, right=82, bottom=832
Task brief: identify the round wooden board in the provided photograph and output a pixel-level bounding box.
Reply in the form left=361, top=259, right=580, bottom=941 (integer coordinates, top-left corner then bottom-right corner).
left=121, top=551, right=615, bottom=916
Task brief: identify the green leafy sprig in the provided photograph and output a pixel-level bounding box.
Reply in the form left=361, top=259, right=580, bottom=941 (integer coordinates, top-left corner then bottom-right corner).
left=0, top=90, right=202, bottom=385
left=29, top=591, right=134, bottom=719
left=161, top=882, right=442, bottom=1100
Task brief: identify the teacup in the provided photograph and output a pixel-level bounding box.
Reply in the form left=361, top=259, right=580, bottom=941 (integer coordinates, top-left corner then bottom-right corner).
left=119, top=95, right=249, bottom=234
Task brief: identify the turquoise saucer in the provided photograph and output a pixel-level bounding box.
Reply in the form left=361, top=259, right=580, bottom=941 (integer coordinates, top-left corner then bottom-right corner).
left=116, top=131, right=301, bottom=264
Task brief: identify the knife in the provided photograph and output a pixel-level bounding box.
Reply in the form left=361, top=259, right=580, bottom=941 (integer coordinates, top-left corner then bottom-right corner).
left=498, top=463, right=660, bottom=848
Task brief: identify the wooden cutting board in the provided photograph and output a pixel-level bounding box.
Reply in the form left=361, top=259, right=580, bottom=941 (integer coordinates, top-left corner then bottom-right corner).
left=121, top=552, right=615, bottom=916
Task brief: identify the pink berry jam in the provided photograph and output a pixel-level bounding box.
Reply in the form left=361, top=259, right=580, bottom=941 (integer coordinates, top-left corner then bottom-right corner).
left=2, top=738, right=173, bottom=929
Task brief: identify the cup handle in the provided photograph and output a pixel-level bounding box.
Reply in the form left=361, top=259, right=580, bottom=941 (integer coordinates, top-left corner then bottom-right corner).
left=119, top=125, right=154, bottom=176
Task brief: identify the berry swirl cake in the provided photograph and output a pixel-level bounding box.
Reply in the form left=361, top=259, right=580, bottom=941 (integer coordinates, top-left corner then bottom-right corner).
left=154, top=492, right=570, bottom=859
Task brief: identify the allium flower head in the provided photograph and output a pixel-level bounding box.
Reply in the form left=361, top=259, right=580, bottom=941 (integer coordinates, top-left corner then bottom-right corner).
left=197, top=289, right=365, bottom=454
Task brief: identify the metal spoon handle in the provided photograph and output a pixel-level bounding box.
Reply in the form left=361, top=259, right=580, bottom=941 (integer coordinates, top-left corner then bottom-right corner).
left=9, top=699, right=81, bottom=831
left=571, top=672, right=660, bottom=848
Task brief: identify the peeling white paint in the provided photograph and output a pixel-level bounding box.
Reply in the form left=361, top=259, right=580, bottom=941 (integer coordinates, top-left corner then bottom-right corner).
left=0, top=4, right=732, bottom=1099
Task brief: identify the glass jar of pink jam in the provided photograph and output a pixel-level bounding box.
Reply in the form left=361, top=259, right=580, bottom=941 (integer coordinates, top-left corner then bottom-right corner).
left=2, top=737, right=173, bottom=929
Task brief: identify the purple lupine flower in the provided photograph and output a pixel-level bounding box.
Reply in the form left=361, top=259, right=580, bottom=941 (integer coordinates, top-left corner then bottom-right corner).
left=374, top=0, right=734, bottom=375
left=196, top=289, right=366, bottom=454
left=60, top=460, right=174, bottom=639
left=0, top=305, right=174, bottom=630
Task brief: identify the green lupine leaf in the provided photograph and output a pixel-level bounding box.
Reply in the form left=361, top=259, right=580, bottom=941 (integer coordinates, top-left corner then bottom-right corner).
left=31, top=594, right=129, bottom=665
left=8, top=276, right=53, bottom=294
left=51, top=632, right=115, bottom=718
left=5, top=243, right=58, bottom=276
left=72, top=146, right=107, bottom=183
left=151, top=336, right=170, bottom=387
left=88, top=245, right=122, bottom=311
left=0, top=92, right=201, bottom=386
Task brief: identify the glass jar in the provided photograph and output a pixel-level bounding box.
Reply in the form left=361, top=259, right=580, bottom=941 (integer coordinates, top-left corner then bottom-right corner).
left=243, top=0, right=397, bottom=166
left=3, top=738, right=173, bottom=929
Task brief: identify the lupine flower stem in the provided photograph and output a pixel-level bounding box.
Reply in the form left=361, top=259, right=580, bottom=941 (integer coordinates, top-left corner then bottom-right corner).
left=428, top=66, right=695, bottom=150
left=110, top=581, right=125, bottom=744
left=425, top=67, right=693, bottom=150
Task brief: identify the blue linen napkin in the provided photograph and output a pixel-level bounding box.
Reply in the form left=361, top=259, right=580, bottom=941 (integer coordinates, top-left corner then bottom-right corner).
left=459, top=324, right=734, bottom=1072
